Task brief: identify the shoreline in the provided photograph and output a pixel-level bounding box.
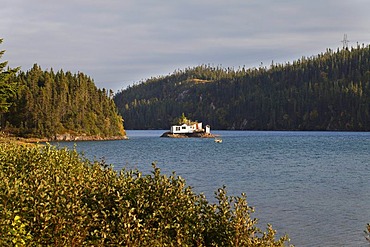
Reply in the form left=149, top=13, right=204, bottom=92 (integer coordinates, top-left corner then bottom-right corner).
left=160, top=131, right=216, bottom=138
left=1, top=134, right=129, bottom=143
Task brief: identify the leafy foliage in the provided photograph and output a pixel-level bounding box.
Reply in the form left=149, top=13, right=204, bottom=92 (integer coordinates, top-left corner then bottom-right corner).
left=2, top=64, right=125, bottom=138
left=0, top=143, right=290, bottom=246
left=173, top=113, right=197, bottom=125
left=115, top=45, right=370, bottom=130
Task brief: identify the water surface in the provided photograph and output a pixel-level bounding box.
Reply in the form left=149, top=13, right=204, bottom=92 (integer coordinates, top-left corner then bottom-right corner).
left=54, top=130, right=370, bottom=246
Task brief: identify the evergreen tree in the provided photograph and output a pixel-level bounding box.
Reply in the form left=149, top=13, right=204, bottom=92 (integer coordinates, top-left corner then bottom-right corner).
left=115, top=45, right=370, bottom=131
left=4, top=65, right=126, bottom=138
left=0, top=39, right=19, bottom=114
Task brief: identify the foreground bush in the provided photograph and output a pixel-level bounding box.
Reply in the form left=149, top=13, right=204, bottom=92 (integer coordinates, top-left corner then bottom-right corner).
left=0, top=143, right=290, bottom=246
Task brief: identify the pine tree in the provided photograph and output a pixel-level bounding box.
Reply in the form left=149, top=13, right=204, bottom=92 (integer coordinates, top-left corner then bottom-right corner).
left=0, top=38, right=19, bottom=114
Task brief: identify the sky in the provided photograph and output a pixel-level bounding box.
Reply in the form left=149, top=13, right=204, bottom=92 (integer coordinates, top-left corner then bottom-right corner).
left=1, top=0, right=370, bottom=92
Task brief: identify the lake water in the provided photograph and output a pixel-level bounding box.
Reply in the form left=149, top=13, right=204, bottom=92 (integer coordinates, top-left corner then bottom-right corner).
left=53, top=130, right=370, bottom=246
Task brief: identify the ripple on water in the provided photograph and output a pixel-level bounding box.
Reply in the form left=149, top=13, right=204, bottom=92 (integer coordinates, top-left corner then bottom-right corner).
left=53, top=130, right=370, bottom=246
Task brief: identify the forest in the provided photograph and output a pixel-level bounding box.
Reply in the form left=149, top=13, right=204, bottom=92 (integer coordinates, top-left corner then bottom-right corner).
left=114, top=45, right=370, bottom=130
left=1, top=64, right=126, bottom=139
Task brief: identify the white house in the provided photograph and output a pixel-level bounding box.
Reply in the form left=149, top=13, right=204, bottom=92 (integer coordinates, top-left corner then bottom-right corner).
left=171, top=122, right=206, bottom=134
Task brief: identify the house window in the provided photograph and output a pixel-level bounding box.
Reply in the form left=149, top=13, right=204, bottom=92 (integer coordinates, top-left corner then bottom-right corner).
left=182, top=126, right=186, bottom=129
left=176, top=127, right=180, bottom=131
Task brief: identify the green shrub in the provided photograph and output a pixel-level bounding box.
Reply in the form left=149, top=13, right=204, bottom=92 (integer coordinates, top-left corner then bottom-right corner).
left=0, top=143, right=290, bottom=246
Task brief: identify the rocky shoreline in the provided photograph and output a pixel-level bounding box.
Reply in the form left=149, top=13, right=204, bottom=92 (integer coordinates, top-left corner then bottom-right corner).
left=52, top=133, right=129, bottom=142
left=160, top=131, right=216, bottom=138
left=12, top=134, right=129, bottom=143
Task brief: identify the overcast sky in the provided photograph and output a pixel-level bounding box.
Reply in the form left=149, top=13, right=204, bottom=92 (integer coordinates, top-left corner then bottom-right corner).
left=1, top=0, right=370, bottom=92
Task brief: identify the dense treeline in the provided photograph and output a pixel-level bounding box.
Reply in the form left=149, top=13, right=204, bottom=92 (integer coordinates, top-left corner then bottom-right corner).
left=2, top=64, right=125, bottom=138
left=115, top=45, right=370, bottom=130
left=0, top=143, right=289, bottom=246
left=0, top=38, right=19, bottom=114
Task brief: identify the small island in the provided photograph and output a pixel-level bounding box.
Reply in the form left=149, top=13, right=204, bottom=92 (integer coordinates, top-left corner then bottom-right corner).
left=161, top=114, right=216, bottom=138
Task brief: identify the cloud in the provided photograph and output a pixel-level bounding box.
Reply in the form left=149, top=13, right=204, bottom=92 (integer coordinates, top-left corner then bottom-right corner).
left=1, top=0, right=370, bottom=91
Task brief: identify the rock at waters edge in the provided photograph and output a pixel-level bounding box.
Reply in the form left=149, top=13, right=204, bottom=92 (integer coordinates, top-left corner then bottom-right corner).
left=160, top=131, right=216, bottom=138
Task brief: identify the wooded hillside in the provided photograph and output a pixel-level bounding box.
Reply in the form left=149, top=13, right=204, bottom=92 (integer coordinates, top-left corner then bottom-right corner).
left=2, top=64, right=126, bottom=139
left=114, top=45, right=370, bottom=130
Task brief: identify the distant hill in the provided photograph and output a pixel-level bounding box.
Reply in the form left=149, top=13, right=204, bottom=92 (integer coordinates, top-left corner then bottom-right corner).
left=2, top=64, right=126, bottom=139
left=114, top=45, right=370, bottom=131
